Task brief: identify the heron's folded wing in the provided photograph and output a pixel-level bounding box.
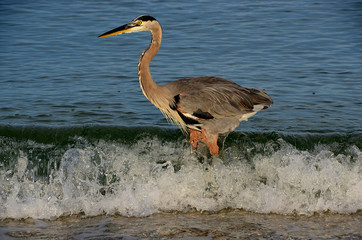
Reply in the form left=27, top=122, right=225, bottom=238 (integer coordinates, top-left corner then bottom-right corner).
left=172, top=85, right=272, bottom=121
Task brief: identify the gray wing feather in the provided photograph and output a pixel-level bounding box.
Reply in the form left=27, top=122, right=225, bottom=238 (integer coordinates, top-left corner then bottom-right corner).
left=166, top=76, right=273, bottom=119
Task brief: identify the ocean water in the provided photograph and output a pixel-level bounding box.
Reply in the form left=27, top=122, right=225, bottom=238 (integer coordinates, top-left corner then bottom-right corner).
left=0, top=0, right=361, bottom=221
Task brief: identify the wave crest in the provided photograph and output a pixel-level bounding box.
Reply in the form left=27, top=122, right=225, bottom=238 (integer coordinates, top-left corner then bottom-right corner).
left=0, top=127, right=361, bottom=219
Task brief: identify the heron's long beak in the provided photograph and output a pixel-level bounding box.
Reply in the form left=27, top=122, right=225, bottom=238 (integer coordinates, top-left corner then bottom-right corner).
left=98, top=23, right=133, bottom=38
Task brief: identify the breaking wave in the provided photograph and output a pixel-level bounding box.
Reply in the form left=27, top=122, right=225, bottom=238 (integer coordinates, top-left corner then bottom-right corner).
left=0, top=126, right=361, bottom=219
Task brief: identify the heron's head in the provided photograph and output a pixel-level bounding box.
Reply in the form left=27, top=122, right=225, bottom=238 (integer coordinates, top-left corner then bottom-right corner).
left=98, top=15, right=158, bottom=38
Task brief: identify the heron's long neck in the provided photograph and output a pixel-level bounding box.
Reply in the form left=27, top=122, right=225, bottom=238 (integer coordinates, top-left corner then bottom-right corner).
left=138, top=24, right=165, bottom=107
left=137, top=23, right=185, bottom=130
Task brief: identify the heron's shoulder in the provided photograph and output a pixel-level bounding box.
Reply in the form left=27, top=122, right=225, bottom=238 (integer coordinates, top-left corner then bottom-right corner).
left=178, top=76, right=234, bottom=84
left=165, top=76, right=238, bottom=90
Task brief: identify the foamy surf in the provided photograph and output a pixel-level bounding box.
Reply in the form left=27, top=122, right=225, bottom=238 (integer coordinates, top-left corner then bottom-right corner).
left=0, top=127, right=361, bottom=219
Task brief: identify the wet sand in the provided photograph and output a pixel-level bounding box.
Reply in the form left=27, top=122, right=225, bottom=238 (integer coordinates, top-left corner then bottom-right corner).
left=1, top=210, right=361, bottom=239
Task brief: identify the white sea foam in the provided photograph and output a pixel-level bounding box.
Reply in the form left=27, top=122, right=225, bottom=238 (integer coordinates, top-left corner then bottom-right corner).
left=0, top=138, right=361, bottom=219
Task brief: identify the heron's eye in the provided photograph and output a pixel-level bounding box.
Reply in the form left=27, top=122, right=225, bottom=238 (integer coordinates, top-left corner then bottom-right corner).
left=137, top=20, right=142, bottom=25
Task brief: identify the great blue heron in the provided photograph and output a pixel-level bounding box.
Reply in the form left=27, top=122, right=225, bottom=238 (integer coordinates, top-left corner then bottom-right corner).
left=98, top=15, right=273, bottom=155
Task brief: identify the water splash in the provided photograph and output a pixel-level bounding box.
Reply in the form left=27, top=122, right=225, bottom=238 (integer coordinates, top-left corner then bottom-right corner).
left=0, top=128, right=361, bottom=219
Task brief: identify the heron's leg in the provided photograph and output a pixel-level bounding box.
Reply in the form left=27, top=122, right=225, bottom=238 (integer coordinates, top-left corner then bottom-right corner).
left=189, top=129, right=201, bottom=149
left=200, top=129, right=219, bottom=155
left=219, top=132, right=230, bottom=151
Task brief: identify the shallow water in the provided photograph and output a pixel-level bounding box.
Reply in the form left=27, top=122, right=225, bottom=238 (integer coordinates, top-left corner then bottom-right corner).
left=1, top=211, right=362, bottom=240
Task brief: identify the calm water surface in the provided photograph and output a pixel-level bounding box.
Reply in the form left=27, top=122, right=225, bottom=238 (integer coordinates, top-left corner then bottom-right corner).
left=0, top=0, right=361, bottom=133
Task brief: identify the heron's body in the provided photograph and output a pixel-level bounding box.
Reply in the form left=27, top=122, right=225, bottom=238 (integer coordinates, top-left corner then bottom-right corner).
left=99, top=15, right=273, bottom=155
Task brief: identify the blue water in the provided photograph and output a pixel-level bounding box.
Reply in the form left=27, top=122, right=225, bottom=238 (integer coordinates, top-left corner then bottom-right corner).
left=1, top=0, right=361, bottom=132
left=0, top=1, right=361, bottom=219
